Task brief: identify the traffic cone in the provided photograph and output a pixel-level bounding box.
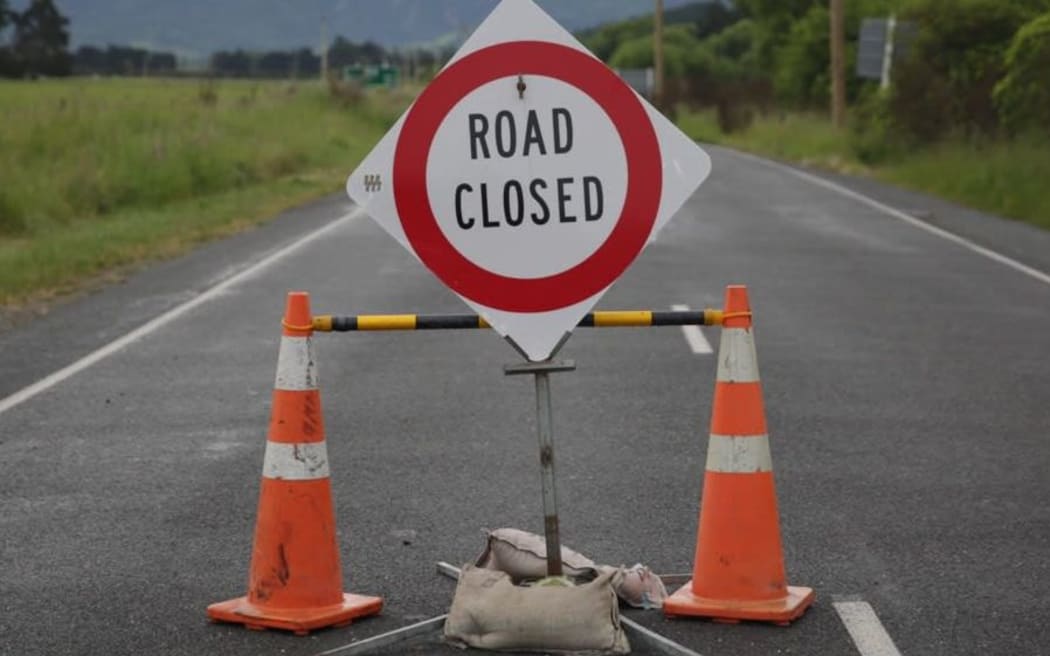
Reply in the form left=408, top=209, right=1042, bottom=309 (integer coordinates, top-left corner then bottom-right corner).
left=208, top=291, right=382, bottom=635
left=664, top=285, right=813, bottom=624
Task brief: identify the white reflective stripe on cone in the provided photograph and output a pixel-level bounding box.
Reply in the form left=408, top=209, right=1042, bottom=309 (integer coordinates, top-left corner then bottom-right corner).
left=706, top=434, right=773, bottom=473
left=274, top=336, right=319, bottom=391
left=716, top=327, right=760, bottom=383
left=263, top=441, right=331, bottom=480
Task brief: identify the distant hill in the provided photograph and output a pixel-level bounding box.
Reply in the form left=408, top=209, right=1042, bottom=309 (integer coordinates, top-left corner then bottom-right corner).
left=55, top=0, right=703, bottom=56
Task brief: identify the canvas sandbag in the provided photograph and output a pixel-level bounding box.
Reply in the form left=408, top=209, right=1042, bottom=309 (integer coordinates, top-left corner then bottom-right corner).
left=444, top=565, right=630, bottom=654
left=604, top=564, right=668, bottom=610
left=475, top=528, right=599, bottom=581
left=476, top=528, right=668, bottom=609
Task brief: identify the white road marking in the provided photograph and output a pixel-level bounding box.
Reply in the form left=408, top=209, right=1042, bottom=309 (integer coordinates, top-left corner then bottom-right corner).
left=0, top=208, right=364, bottom=417
left=671, top=304, right=713, bottom=354
left=730, top=149, right=1050, bottom=286
left=834, top=600, right=903, bottom=656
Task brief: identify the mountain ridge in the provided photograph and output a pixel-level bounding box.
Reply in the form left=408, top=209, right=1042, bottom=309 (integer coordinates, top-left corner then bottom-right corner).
left=55, top=0, right=702, bottom=55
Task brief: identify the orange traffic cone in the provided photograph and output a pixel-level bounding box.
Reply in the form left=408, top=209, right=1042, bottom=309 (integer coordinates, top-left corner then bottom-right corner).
left=208, top=291, right=382, bottom=635
left=664, top=285, right=814, bottom=624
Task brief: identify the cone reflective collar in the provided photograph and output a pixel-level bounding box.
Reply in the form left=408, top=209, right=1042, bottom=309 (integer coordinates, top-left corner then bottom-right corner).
left=664, top=286, right=814, bottom=624
left=207, top=292, right=382, bottom=635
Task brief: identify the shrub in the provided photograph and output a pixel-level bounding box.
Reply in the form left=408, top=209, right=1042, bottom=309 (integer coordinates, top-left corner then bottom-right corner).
left=993, top=12, right=1050, bottom=135
left=197, top=79, right=218, bottom=106
left=849, top=89, right=905, bottom=164
left=326, top=73, right=363, bottom=108
left=890, top=0, right=1038, bottom=141
left=0, top=190, right=27, bottom=236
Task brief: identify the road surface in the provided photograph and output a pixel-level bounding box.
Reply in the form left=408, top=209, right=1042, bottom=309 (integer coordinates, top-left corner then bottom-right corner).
left=2, top=146, right=1048, bottom=655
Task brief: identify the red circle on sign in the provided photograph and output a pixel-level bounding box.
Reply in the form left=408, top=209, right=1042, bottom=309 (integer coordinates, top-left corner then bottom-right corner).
left=393, top=41, right=662, bottom=313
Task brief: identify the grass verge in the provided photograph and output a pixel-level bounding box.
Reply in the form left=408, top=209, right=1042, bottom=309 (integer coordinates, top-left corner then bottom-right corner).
left=0, top=78, right=413, bottom=307
left=677, top=108, right=1050, bottom=231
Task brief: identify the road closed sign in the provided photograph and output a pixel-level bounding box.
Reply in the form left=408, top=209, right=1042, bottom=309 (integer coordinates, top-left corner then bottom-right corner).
left=347, top=0, right=711, bottom=361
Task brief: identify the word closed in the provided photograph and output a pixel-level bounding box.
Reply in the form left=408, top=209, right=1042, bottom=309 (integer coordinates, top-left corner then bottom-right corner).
left=453, top=107, right=607, bottom=231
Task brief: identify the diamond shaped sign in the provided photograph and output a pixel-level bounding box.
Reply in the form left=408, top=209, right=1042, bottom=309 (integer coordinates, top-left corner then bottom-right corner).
left=347, top=0, right=711, bottom=361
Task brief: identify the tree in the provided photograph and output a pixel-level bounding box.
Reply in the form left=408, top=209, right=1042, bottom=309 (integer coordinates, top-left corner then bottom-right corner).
left=328, top=37, right=388, bottom=70
left=733, top=0, right=823, bottom=70
left=890, top=0, right=1039, bottom=140
left=0, top=0, right=16, bottom=76
left=13, top=0, right=71, bottom=77
left=608, top=24, right=702, bottom=78
left=994, top=12, right=1050, bottom=135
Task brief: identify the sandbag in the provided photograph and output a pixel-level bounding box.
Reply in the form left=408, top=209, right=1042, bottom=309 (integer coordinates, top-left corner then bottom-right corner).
left=475, top=528, right=599, bottom=581
left=444, top=565, right=630, bottom=654
left=600, top=564, right=668, bottom=610
left=476, top=529, right=669, bottom=609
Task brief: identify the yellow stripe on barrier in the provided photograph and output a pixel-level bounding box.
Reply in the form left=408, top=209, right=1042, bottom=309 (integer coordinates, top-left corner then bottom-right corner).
left=310, top=309, right=724, bottom=332
left=358, top=314, right=418, bottom=331
left=593, top=311, right=654, bottom=327
left=312, top=316, right=334, bottom=332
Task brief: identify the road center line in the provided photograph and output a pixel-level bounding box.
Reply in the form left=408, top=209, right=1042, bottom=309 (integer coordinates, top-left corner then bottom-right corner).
left=728, top=148, right=1050, bottom=286
left=0, top=208, right=364, bottom=418
left=672, top=304, right=713, bottom=354
left=834, top=599, right=903, bottom=656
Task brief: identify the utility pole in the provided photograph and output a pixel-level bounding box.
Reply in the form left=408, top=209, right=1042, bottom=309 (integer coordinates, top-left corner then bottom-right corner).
left=653, top=0, right=665, bottom=110
left=830, top=0, right=846, bottom=128
left=320, top=16, right=329, bottom=81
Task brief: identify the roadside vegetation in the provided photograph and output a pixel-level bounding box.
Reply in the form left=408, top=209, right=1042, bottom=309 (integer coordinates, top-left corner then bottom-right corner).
left=677, top=109, right=1050, bottom=230
left=0, top=78, right=411, bottom=306
left=585, top=0, right=1050, bottom=230
left=3, top=0, right=1048, bottom=312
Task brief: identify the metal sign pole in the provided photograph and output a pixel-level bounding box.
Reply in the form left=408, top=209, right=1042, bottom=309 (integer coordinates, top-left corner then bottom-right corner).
left=505, top=358, right=576, bottom=578
left=880, top=13, right=897, bottom=90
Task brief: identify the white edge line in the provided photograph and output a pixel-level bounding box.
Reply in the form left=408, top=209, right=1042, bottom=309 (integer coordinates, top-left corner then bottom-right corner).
left=0, top=208, right=363, bottom=417
left=833, top=600, right=903, bottom=656
left=671, top=304, right=713, bottom=354
left=729, top=149, right=1050, bottom=286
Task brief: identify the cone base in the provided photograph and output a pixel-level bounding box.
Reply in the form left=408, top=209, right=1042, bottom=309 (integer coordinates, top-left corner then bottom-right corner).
left=663, top=583, right=814, bottom=624
left=207, top=593, right=383, bottom=636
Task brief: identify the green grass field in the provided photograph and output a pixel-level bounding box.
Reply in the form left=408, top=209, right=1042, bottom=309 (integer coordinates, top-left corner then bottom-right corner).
left=678, top=108, right=1050, bottom=231
left=3, top=81, right=1045, bottom=310
left=0, top=78, right=412, bottom=306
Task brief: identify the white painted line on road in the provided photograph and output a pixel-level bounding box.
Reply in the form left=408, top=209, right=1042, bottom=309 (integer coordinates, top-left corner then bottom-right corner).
left=834, top=599, right=903, bottom=656
left=0, top=208, right=364, bottom=418
left=730, top=150, right=1050, bottom=287
left=672, top=304, right=713, bottom=354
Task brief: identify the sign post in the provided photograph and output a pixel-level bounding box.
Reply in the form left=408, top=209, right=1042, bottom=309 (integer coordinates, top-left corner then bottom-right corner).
left=505, top=358, right=577, bottom=577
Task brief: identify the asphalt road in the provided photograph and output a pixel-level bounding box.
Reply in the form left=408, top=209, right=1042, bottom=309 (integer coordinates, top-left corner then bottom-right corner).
left=1, top=146, right=1048, bottom=656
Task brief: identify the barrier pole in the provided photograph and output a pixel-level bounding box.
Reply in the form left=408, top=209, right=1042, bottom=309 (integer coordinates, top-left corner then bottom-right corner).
left=312, top=309, right=724, bottom=333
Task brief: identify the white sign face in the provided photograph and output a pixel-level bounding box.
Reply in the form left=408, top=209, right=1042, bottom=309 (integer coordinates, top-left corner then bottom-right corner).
left=347, top=0, right=711, bottom=361
left=428, top=76, right=628, bottom=279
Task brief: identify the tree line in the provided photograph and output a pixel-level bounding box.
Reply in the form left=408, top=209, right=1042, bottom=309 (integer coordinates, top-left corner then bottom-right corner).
left=207, top=38, right=453, bottom=79
left=0, top=0, right=450, bottom=79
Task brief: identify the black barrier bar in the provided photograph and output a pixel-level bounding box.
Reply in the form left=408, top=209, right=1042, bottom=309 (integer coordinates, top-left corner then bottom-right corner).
left=312, top=309, right=725, bottom=333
